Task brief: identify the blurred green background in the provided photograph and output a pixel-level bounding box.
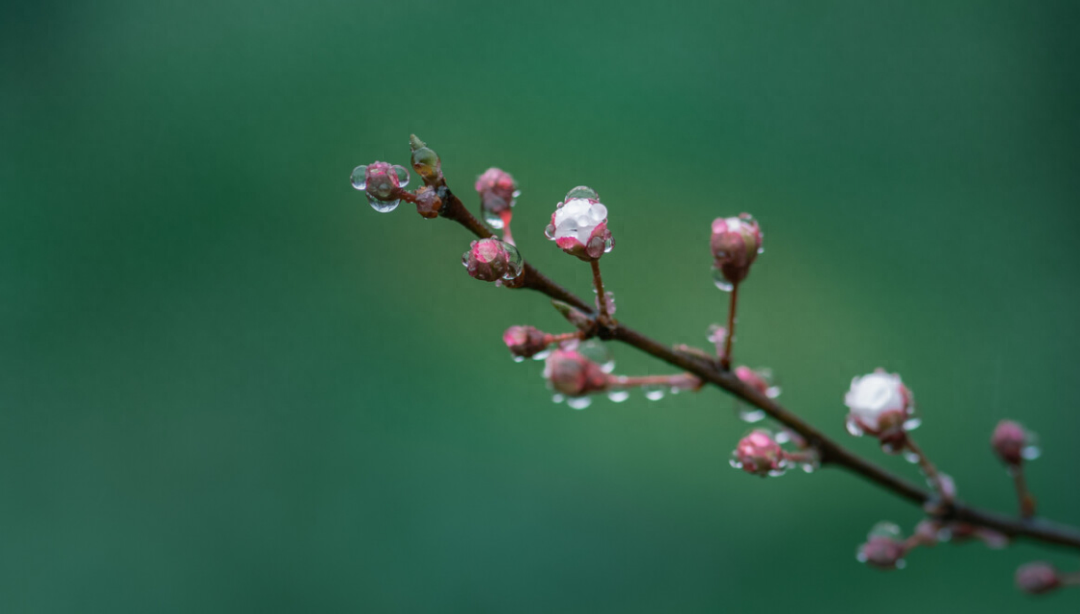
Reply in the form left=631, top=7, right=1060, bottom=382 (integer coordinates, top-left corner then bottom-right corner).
left=3, top=0, right=1079, bottom=612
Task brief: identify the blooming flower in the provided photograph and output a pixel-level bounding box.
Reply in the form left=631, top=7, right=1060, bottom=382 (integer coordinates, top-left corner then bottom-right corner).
left=844, top=370, right=915, bottom=450
left=545, top=186, right=612, bottom=261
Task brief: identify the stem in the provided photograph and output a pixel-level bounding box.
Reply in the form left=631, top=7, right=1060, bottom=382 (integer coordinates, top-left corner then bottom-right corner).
left=423, top=165, right=1080, bottom=552
left=904, top=438, right=952, bottom=504
left=720, top=283, right=739, bottom=370
left=1010, top=466, right=1037, bottom=519
left=1062, top=571, right=1080, bottom=587
left=610, top=374, right=693, bottom=389
left=544, top=331, right=584, bottom=345
left=590, top=260, right=611, bottom=325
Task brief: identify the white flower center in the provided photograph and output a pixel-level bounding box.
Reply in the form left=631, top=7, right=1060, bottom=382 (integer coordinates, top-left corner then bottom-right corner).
left=844, top=372, right=905, bottom=429
left=553, top=198, right=607, bottom=244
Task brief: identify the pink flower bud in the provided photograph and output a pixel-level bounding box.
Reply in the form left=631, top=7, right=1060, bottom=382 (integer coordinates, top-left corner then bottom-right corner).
left=543, top=348, right=610, bottom=397
left=350, top=161, right=410, bottom=212
left=545, top=187, right=613, bottom=261
left=462, top=239, right=523, bottom=283
left=844, top=370, right=916, bottom=451
left=859, top=536, right=907, bottom=570
left=735, top=366, right=781, bottom=399
left=991, top=420, right=1029, bottom=466
left=710, top=213, right=762, bottom=289
left=475, top=168, right=519, bottom=226
left=503, top=325, right=549, bottom=360
left=414, top=186, right=442, bottom=219
left=731, top=429, right=785, bottom=476
left=1016, top=562, right=1061, bottom=595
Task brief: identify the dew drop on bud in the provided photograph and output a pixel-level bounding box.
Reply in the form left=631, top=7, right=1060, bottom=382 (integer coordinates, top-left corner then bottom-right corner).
left=350, top=165, right=368, bottom=190
left=567, top=396, right=592, bottom=410
left=392, top=165, right=410, bottom=188
left=845, top=417, right=864, bottom=437
left=544, top=224, right=556, bottom=240
left=607, top=390, right=630, bottom=403
left=903, top=450, right=920, bottom=464
left=367, top=194, right=400, bottom=213
left=577, top=339, right=615, bottom=373
left=643, top=385, right=666, bottom=401
left=736, top=403, right=766, bottom=423
left=712, top=267, right=734, bottom=292
left=565, top=186, right=599, bottom=201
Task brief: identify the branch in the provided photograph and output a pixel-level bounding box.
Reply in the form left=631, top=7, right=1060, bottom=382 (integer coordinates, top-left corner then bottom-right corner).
left=434, top=181, right=1080, bottom=552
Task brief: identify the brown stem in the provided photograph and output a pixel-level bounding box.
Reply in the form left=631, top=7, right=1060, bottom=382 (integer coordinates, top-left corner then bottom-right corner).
left=1011, top=466, right=1037, bottom=519
left=426, top=171, right=1080, bottom=552
left=544, top=331, right=584, bottom=345
left=610, top=373, right=693, bottom=389
left=904, top=438, right=952, bottom=504
left=720, top=283, right=739, bottom=370
left=590, top=259, right=611, bottom=325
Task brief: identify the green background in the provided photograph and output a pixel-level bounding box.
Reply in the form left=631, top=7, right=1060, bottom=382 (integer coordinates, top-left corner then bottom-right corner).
left=3, top=0, right=1079, bottom=612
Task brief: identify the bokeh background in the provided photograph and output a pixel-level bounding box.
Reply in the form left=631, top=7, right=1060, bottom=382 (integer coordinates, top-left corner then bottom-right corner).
left=3, top=1, right=1080, bottom=612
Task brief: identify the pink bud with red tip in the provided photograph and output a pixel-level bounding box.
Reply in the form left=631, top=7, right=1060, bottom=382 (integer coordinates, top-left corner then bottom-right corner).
left=710, top=213, right=762, bottom=290
left=503, top=325, right=549, bottom=360
left=462, top=238, right=523, bottom=283
left=1016, top=562, right=1061, bottom=595
left=351, top=161, right=410, bottom=213
left=475, top=168, right=519, bottom=228
left=545, top=186, right=613, bottom=261
left=731, top=429, right=785, bottom=476
left=414, top=186, right=442, bottom=219
left=543, top=348, right=610, bottom=398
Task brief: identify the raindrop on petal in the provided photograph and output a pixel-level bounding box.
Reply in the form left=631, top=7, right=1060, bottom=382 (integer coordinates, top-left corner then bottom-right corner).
left=565, top=186, right=599, bottom=201
left=392, top=165, right=410, bottom=188
left=350, top=165, right=368, bottom=190
left=367, top=195, right=400, bottom=213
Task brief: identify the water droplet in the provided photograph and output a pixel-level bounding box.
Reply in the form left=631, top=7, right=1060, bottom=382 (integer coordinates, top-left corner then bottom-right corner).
left=869, top=522, right=903, bottom=540
left=845, top=417, right=864, bottom=436
left=903, top=417, right=922, bottom=431
left=501, top=241, right=524, bottom=281
left=565, top=186, right=599, bottom=201
left=594, top=289, right=616, bottom=317
left=544, top=224, right=556, bottom=240
left=392, top=165, right=410, bottom=188
left=607, top=390, right=630, bottom=403
left=800, top=461, right=817, bottom=474
left=712, top=267, right=733, bottom=292
left=895, top=559, right=907, bottom=570
left=367, top=194, right=400, bottom=213
left=603, top=236, right=615, bottom=253
left=512, top=355, right=525, bottom=363
left=350, top=165, right=368, bottom=190
left=856, top=551, right=868, bottom=563
left=903, top=451, right=920, bottom=464
left=729, top=459, right=743, bottom=469
left=1021, top=445, right=1041, bottom=461
left=578, top=340, right=615, bottom=373
left=567, top=396, right=591, bottom=410
left=531, top=348, right=552, bottom=361
left=775, top=431, right=792, bottom=444
left=483, top=208, right=505, bottom=229
left=736, top=404, right=766, bottom=423
left=767, top=468, right=787, bottom=477
left=644, top=386, right=666, bottom=401
left=552, top=393, right=565, bottom=403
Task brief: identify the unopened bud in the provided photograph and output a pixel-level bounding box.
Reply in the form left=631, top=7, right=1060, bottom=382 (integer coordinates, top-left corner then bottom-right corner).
left=543, top=348, right=610, bottom=397
left=1016, top=562, right=1061, bottom=595
left=414, top=186, right=442, bottom=219
left=503, top=325, right=549, bottom=360
left=991, top=420, right=1031, bottom=466
left=462, top=239, right=523, bottom=283
left=351, top=161, right=411, bottom=213
left=475, top=168, right=519, bottom=228
left=710, top=213, right=762, bottom=289
left=857, top=522, right=907, bottom=570
left=731, top=429, right=785, bottom=476
left=409, top=135, right=442, bottom=184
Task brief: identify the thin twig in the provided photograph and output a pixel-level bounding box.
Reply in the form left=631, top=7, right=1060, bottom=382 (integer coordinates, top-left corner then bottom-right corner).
left=432, top=178, right=1080, bottom=552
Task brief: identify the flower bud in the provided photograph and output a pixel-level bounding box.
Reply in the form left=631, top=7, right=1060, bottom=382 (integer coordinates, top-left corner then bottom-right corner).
left=351, top=161, right=410, bottom=213
left=475, top=168, right=519, bottom=228
left=991, top=420, right=1030, bottom=466
left=735, top=366, right=781, bottom=399
left=545, top=186, right=613, bottom=261
left=503, top=325, right=549, bottom=360
left=414, top=186, right=442, bottom=219
left=1015, top=562, right=1061, bottom=595
left=844, top=370, right=916, bottom=451
left=731, top=429, right=785, bottom=476
left=543, top=348, right=610, bottom=397
left=409, top=134, right=442, bottom=184
left=462, top=239, right=523, bottom=283
left=710, top=213, right=762, bottom=289
left=857, top=522, right=907, bottom=570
